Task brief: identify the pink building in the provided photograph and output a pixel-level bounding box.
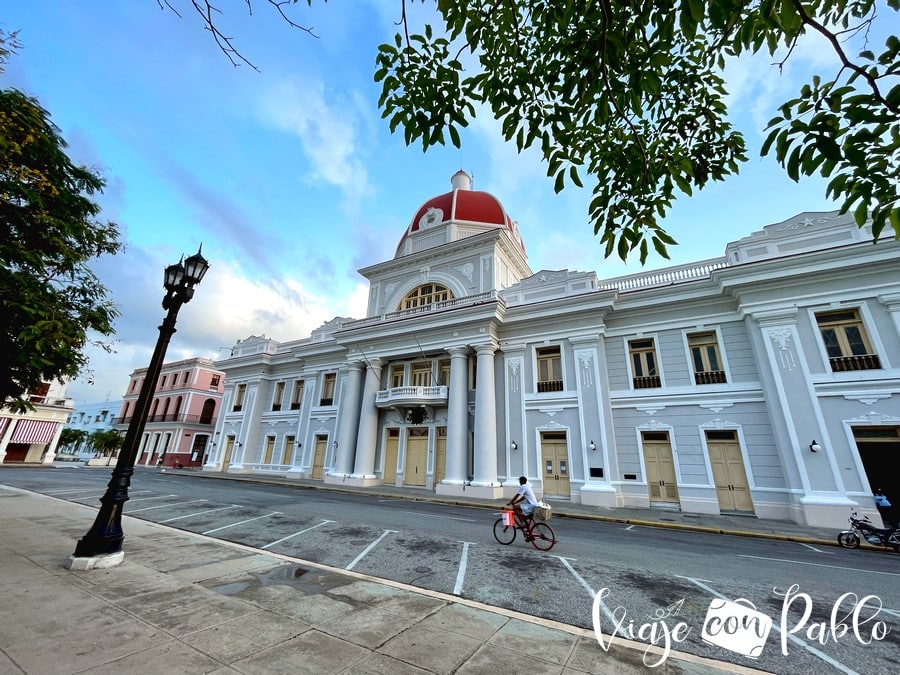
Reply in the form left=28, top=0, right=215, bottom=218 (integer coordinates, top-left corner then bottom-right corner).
left=116, top=357, right=224, bottom=468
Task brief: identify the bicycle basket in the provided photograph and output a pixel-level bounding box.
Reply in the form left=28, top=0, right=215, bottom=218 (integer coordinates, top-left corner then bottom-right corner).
left=534, top=504, right=552, bottom=521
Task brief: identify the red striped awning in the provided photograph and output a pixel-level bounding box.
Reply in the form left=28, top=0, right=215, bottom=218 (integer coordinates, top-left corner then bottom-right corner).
left=11, top=419, right=58, bottom=444
left=0, top=417, right=9, bottom=438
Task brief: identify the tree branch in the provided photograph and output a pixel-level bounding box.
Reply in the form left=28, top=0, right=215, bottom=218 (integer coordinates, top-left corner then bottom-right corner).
left=788, top=0, right=898, bottom=114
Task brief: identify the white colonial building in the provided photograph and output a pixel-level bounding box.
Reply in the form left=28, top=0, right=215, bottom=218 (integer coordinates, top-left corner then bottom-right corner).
left=206, top=171, right=900, bottom=529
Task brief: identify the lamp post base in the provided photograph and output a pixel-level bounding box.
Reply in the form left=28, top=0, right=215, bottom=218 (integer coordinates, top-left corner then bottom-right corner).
left=64, top=551, right=125, bottom=570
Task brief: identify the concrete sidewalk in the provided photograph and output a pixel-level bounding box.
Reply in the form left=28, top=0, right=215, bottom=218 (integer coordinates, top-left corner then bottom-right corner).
left=0, top=486, right=762, bottom=674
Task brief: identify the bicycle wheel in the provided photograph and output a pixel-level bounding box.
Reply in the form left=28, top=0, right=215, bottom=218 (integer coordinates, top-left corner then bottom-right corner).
left=529, top=522, right=556, bottom=551
left=493, top=518, right=517, bottom=545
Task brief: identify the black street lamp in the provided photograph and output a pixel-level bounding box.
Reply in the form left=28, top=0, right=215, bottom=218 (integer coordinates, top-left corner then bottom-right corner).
left=68, top=248, right=209, bottom=568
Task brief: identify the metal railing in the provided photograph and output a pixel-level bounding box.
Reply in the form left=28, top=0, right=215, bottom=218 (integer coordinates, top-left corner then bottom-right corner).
left=633, top=376, right=662, bottom=389
left=694, top=371, right=728, bottom=385
left=537, top=380, right=564, bottom=393
left=115, top=413, right=216, bottom=425
left=829, top=354, right=881, bottom=371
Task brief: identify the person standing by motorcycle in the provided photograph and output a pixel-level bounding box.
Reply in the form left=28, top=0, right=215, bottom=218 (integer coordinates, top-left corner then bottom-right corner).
left=873, top=489, right=893, bottom=527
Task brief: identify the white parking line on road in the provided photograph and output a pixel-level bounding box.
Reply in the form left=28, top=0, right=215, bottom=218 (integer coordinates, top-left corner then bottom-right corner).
left=261, top=520, right=334, bottom=549
left=556, top=557, right=627, bottom=640
left=738, top=554, right=900, bottom=577
left=126, top=494, right=178, bottom=503
left=159, top=505, right=241, bottom=523
left=679, top=576, right=856, bottom=675
left=48, top=488, right=144, bottom=495
left=345, top=530, right=397, bottom=571
left=395, top=510, right=476, bottom=522
left=799, top=543, right=829, bottom=553
left=203, top=511, right=281, bottom=535
left=453, top=542, right=475, bottom=596
left=624, top=525, right=635, bottom=531
left=128, top=499, right=208, bottom=513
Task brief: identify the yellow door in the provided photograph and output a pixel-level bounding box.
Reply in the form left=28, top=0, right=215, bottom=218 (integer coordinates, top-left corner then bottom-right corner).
left=643, top=432, right=679, bottom=504
left=383, top=430, right=399, bottom=485
left=263, top=436, right=275, bottom=464
left=434, top=427, right=447, bottom=486
left=222, top=437, right=235, bottom=470
left=707, top=434, right=754, bottom=512
left=540, top=433, right=571, bottom=497
left=311, top=437, right=327, bottom=479
left=404, top=430, right=428, bottom=486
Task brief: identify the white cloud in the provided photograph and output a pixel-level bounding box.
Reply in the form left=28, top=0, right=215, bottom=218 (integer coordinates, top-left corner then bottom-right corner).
left=258, top=78, right=371, bottom=203
left=65, top=246, right=367, bottom=405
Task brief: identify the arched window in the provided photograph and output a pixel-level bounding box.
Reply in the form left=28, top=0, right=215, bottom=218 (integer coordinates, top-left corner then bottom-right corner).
left=199, top=399, right=216, bottom=425
left=399, top=283, right=453, bottom=310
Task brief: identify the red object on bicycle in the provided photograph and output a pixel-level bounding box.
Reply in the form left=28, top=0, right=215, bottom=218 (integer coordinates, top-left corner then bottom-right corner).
left=502, top=510, right=515, bottom=526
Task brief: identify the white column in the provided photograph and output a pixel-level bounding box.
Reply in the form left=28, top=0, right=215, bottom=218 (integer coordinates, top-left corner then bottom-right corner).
left=41, top=423, right=64, bottom=464
left=332, top=361, right=365, bottom=476
left=470, top=343, right=502, bottom=497
left=878, top=293, right=900, bottom=336
left=0, top=416, right=16, bottom=463
left=348, top=359, right=382, bottom=486
left=442, top=347, right=470, bottom=486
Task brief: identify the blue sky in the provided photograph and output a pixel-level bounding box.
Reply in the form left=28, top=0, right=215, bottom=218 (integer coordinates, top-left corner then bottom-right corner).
left=3, top=2, right=854, bottom=404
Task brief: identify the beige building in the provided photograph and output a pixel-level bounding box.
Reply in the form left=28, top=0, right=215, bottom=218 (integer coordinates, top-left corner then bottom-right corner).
left=1, top=380, right=73, bottom=464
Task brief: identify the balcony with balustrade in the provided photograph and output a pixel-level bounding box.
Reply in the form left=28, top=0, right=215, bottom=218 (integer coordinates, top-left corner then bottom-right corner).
left=375, top=385, right=449, bottom=408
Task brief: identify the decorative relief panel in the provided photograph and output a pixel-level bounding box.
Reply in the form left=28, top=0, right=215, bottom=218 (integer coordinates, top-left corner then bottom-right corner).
left=507, top=358, right=521, bottom=393
left=576, top=351, right=594, bottom=388
left=768, top=327, right=796, bottom=370
left=454, top=262, right=475, bottom=285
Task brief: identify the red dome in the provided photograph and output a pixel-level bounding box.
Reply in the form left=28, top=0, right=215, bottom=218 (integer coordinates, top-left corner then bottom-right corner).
left=396, top=171, right=523, bottom=257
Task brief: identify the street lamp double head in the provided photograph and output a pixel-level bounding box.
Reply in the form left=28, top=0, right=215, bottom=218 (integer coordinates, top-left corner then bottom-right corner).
left=164, top=248, right=210, bottom=310
left=69, top=247, right=209, bottom=568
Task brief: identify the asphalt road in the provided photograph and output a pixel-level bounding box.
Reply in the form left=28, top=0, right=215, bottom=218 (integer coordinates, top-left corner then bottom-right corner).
left=3, top=466, right=898, bottom=674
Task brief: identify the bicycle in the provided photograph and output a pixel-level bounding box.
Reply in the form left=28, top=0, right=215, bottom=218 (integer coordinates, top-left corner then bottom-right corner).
left=493, top=508, right=557, bottom=551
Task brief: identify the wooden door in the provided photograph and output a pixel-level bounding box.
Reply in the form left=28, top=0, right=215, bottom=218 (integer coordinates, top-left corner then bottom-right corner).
left=311, top=436, right=327, bottom=479
left=434, top=427, right=447, bottom=486
left=383, top=429, right=399, bottom=485
left=642, top=432, right=679, bottom=504
left=540, top=433, right=571, bottom=497
left=263, top=436, right=275, bottom=464
left=404, top=429, right=428, bottom=487
left=222, top=437, right=235, bottom=470
left=707, top=432, right=754, bottom=512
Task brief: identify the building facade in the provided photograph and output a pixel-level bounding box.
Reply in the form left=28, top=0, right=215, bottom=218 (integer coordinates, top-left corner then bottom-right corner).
left=116, top=357, right=225, bottom=468
left=205, top=171, right=900, bottom=529
left=58, top=399, right=123, bottom=461
left=0, top=380, right=73, bottom=464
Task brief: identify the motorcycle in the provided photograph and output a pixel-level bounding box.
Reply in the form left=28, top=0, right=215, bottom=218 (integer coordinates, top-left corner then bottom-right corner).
left=837, top=511, right=900, bottom=551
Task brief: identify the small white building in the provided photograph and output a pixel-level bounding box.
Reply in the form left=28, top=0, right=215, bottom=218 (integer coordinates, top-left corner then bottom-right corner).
left=206, top=172, right=900, bottom=529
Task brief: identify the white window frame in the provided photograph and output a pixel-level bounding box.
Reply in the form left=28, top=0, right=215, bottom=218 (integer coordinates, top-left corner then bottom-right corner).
left=681, top=326, right=731, bottom=386
left=624, top=334, right=665, bottom=389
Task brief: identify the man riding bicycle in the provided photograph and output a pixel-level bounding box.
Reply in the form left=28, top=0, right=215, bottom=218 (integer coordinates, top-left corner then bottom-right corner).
left=507, top=475, right=540, bottom=522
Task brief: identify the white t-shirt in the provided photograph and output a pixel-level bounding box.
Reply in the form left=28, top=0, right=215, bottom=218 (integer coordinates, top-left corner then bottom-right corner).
left=517, top=482, right=539, bottom=506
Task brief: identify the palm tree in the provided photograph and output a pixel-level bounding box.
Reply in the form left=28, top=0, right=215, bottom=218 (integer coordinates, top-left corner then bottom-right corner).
left=88, top=429, right=123, bottom=458
left=57, top=428, right=88, bottom=455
